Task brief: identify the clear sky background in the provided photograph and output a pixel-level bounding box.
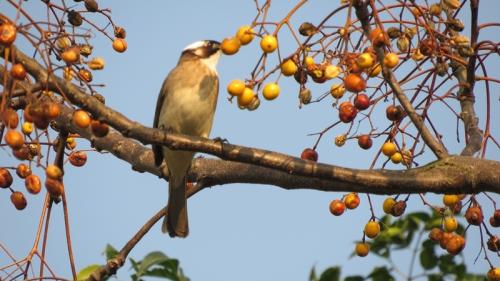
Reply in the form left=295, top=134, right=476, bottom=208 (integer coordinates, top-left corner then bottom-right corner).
left=1, top=1, right=499, bottom=281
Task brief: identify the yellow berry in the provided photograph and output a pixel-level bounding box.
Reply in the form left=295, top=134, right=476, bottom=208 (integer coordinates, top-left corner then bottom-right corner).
left=21, top=122, right=33, bottom=135
left=262, top=83, right=280, bottom=100
left=382, top=142, right=397, bottom=157
left=443, top=194, right=459, bottom=208
left=281, top=59, right=298, bottom=76
left=383, top=197, right=396, bottom=214
left=383, top=53, right=399, bottom=68
left=227, top=80, right=246, bottom=96
left=324, top=65, right=341, bottom=79
left=260, top=35, right=278, bottom=53
left=364, top=221, right=381, bottom=239
left=443, top=216, right=458, bottom=233
left=236, top=25, right=254, bottom=45
left=221, top=37, right=241, bottom=55
left=330, top=84, right=345, bottom=99
left=390, top=152, right=403, bottom=164
left=237, top=87, right=255, bottom=107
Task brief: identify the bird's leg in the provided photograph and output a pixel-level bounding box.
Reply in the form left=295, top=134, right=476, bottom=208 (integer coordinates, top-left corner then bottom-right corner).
left=212, top=136, right=229, bottom=144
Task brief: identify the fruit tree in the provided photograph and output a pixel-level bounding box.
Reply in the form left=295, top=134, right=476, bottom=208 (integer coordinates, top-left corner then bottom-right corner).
left=0, top=0, right=499, bottom=280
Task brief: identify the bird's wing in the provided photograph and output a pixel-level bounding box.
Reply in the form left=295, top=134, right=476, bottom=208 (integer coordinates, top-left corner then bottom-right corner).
left=153, top=78, right=168, bottom=167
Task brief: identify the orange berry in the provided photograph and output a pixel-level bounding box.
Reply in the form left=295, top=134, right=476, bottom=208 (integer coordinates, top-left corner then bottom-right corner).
left=344, top=193, right=360, bottom=209
left=364, top=220, right=380, bottom=239
left=16, top=163, right=31, bottom=179
left=220, top=37, right=240, bottom=55
left=11, top=63, right=27, bottom=80
left=0, top=23, right=17, bottom=46
left=329, top=199, right=346, bottom=216
left=73, top=109, right=91, bottom=128
left=112, top=38, right=127, bottom=53
left=5, top=130, right=24, bottom=149
left=10, top=191, right=27, bottom=210
left=355, top=242, right=370, bottom=257
left=0, top=168, right=13, bottom=188
left=25, top=174, right=41, bottom=194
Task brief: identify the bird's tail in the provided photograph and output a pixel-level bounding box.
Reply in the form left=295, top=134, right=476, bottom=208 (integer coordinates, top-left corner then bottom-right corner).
left=162, top=174, right=189, bottom=237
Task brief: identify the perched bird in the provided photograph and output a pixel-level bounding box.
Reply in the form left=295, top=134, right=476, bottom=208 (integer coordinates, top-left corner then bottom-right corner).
left=153, top=40, right=221, bottom=237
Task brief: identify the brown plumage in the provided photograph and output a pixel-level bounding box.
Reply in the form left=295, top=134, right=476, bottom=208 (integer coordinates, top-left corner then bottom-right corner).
left=153, top=40, right=220, bottom=237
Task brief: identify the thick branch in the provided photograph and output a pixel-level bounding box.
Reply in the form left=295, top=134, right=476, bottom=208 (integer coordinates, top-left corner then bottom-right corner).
left=0, top=47, right=499, bottom=195
left=458, top=0, right=483, bottom=156
left=51, top=105, right=500, bottom=195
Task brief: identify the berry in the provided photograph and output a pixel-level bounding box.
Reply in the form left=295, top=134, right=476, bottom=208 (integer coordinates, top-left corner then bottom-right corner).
left=465, top=206, right=483, bottom=226
left=443, top=216, right=458, bottom=232
left=356, top=52, right=375, bottom=69
left=300, top=148, right=318, bottom=162
left=69, top=151, right=88, bottom=167
left=355, top=242, right=370, bottom=257
left=338, top=101, right=358, bottom=123
left=354, top=94, right=370, bottom=110
left=0, top=23, right=17, bottom=46
left=220, top=37, right=240, bottom=55
left=236, top=25, right=254, bottom=45
left=357, top=135, right=372, bottom=150
left=281, top=59, right=298, bottom=76
left=0, top=168, right=13, bottom=188
left=329, top=199, right=346, bottom=216
left=383, top=197, right=396, bottom=214
left=10, top=191, right=27, bottom=210
left=11, top=64, right=27, bottom=80
left=344, top=193, right=360, bottom=209
left=73, top=109, right=91, bottom=128
left=364, top=221, right=380, bottom=239
left=262, top=83, right=280, bottom=100
left=227, top=80, right=246, bottom=96
left=16, top=163, right=31, bottom=179
left=5, top=130, right=24, bottom=150
left=237, top=87, right=255, bottom=107
left=46, top=165, right=63, bottom=180
left=383, top=53, right=399, bottom=68
left=260, top=35, right=278, bottom=53
left=382, top=142, right=397, bottom=157
left=344, top=73, right=366, bottom=93
left=25, top=174, right=41, bottom=194
left=112, top=38, right=127, bottom=53
left=386, top=105, right=404, bottom=121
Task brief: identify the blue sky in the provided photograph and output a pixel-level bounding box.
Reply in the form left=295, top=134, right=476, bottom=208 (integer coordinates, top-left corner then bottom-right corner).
left=1, top=1, right=499, bottom=281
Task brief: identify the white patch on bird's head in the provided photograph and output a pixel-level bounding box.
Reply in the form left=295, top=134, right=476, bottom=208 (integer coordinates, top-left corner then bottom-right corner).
left=183, top=40, right=221, bottom=74
left=183, top=41, right=205, bottom=52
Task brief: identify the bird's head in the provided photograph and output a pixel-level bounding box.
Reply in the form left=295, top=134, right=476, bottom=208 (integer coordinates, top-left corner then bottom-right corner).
left=181, top=40, right=221, bottom=72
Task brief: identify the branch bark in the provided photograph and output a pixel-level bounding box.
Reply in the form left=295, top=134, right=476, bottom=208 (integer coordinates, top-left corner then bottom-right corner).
left=0, top=46, right=499, bottom=196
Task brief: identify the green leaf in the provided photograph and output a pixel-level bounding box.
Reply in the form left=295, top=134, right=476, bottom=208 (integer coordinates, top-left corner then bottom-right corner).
left=103, top=244, right=119, bottom=260
left=318, top=266, right=340, bottom=281
left=77, top=264, right=101, bottom=281
left=344, top=276, right=364, bottom=281
left=136, top=251, right=170, bottom=277
left=427, top=273, right=444, bottom=281
left=419, top=244, right=438, bottom=270
left=368, top=267, right=395, bottom=281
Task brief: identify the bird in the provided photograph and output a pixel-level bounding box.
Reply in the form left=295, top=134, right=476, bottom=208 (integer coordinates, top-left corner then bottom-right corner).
left=153, top=40, right=221, bottom=237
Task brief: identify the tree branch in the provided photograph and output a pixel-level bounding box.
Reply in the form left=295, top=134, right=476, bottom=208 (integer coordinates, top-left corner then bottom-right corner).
left=0, top=48, right=499, bottom=196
